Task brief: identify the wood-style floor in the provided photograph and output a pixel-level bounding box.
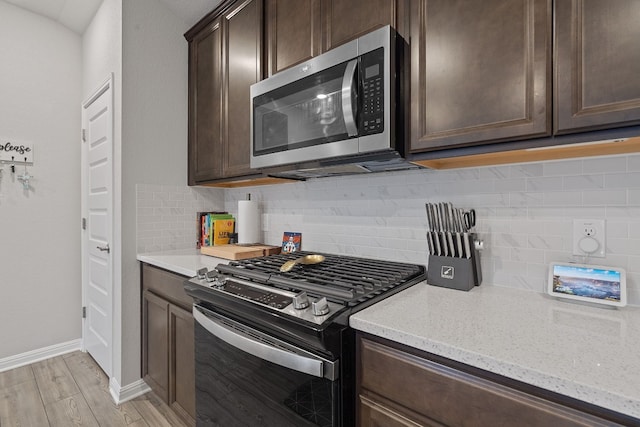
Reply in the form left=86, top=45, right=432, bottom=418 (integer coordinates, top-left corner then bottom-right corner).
left=0, top=351, right=188, bottom=427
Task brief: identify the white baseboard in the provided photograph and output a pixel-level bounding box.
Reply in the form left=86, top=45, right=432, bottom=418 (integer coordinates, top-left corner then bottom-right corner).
left=109, top=376, right=151, bottom=405
left=0, top=339, right=82, bottom=373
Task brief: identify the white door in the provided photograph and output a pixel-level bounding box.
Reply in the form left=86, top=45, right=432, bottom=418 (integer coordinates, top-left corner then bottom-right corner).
left=81, top=76, right=113, bottom=376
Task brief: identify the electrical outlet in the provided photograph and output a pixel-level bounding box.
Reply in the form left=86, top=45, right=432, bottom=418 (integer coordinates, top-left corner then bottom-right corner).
left=572, top=219, right=605, bottom=258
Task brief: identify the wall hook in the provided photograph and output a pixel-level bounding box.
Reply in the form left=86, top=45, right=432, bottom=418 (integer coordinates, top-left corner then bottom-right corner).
left=10, top=156, right=15, bottom=173
left=17, top=157, right=33, bottom=190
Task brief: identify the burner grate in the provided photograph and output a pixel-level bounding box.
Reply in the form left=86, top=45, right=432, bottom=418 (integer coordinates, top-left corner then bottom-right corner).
left=216, top=251, right=425, bottom=306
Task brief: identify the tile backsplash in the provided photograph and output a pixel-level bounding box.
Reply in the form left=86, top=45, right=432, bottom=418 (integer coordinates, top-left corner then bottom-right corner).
left=136, top=184, right=224, bottom=253
left=135, top=154, right=640, bottom=306
left=223, top=154, right=640, bottom=306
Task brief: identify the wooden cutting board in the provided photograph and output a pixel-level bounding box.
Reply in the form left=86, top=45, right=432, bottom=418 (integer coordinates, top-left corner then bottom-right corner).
left=200, top=244, right=281, bottom=260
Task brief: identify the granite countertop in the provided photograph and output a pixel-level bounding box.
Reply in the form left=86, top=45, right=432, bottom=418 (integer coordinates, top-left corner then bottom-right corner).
left=350, top=283, right=640, bottom=420
left=137, top=248, right=230, bottom=277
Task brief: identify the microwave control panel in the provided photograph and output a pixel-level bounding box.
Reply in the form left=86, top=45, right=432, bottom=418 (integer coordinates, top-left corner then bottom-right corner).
left=360, top=48, right=385, bottom=136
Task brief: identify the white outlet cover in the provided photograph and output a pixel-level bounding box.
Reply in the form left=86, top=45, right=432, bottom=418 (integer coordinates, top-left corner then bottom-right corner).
left=572, top=219, right=605, bottom=258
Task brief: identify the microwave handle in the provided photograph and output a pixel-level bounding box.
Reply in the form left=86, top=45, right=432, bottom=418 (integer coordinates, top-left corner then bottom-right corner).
left=341, top=59, right=358, bottom=136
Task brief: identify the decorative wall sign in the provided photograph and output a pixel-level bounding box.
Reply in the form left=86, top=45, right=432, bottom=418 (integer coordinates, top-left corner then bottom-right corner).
left=0, top=138, right=34, bottom=163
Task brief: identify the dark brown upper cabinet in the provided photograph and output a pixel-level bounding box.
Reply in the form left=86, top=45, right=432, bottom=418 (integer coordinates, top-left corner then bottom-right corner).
left=221, top=0, right=263, bottom=178
left=554, top=0, right=640, bottom=134
left=410, top=0, right=552, bottom=153
left=265, top=0, right=408, bottom=76
left=186, top=0, right=262, bottom=184
left=187, top=19, right=223, bottom=184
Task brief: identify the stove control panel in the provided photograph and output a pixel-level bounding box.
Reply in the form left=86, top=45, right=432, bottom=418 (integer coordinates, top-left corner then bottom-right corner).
left=188, top=273, right=344, bottom=325
left=223, top=280, right=292, bottom=309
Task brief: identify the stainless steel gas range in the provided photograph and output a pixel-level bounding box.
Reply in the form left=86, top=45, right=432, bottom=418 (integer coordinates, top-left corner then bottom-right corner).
left=184, top=251, right=425, bottom=427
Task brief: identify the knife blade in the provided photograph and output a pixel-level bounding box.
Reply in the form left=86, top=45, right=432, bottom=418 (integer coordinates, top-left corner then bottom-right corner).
left=439, top=231, right=448, bottom=256
left=446, top=231, right=456, bottom=257
left=455, top=232, right=463, bottom=258
left=425, top=203, right=433, bottom=231
left=433, top=230, right=441, bottom=256
left=463, top=232, right=472, bottom=259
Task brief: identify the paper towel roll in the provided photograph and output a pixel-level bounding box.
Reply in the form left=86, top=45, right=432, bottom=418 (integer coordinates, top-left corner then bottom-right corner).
left=237, top=199, right=260, bottom=244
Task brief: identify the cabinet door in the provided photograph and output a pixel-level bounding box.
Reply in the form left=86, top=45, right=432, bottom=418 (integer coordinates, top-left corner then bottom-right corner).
left=142, top=290, right=169, bottom=402
left=359, top=395, right=425, bottom=427
left=222, top=0, right=262, bottom=178
left=323, top=0, right=402, bottom=51
left=188, top=20, right=223, bottom=184
left=555, top=0, right=640, bottom=133
left=265, top=0, right=321, bottom=76
left=359, top=337, right=624, bottom=427
left=410, top=0, right=551, bottom=152
left=169, top=304, right=196, bottom=424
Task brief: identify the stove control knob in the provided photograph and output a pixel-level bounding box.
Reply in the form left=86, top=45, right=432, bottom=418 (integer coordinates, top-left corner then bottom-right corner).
left=205, top=271, right=226, bottom=288
left=292, top=292, right=310, bottom=310
left=312, top=297, right=330, bottom=316
left=196, top=267, right=208, bottom=279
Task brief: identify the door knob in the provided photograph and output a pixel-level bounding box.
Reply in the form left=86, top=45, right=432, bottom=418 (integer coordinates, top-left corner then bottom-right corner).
left=97, top=243, right=110, bottom=253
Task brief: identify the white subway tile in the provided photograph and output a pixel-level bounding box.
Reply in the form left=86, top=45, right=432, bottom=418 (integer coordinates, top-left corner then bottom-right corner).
left=510, top=192, right=544, bottom=207
left=543, top=191, right=582, bottom=206
left=627, top=154, right=640, bottom=172
left=582, top=189, right=627, bottom=206
left=510, top=163, right=544, bottom=178
left=583, top=156, right=627, bottom=174
left=528, top=235, right=564, bottom=250
left=629, top=189, right=640, bottom=205
left=511, top=248, right=545, bottom=263
left=630, top=223, right=640, bottom=239
left=563, top=175, right=604, bottom=190
left=606, top=221, right=629, bottom=239
left=604, top=171, right=640, bottom=188
left=494, top=178, right=526, bottom=192
left=526, top=176, right=564, bottom=191
left=543, top=159, right=582, bottom=176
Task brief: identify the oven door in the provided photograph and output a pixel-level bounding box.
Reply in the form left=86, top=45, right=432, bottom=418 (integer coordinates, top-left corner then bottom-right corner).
left=193, top=304, right=340, bottom=427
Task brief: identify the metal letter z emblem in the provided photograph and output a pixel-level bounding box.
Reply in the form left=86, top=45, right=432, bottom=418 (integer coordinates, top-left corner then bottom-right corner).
left=441, top=266, right=454, bottom=279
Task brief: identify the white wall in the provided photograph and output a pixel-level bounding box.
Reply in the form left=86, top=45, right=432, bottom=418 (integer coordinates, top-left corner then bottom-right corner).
left=223, top=153, right=640, bottom=306
left=0, top=1, right=82, bottom=358
left=120, top=0, right=190, bottom=385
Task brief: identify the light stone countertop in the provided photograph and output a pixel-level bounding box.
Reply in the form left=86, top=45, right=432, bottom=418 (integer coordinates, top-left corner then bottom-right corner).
left=137, top=248, right=230, bottom=277
left=350, top=283, right=640, bottom=421
left=136, top=250, right=640, bottom=420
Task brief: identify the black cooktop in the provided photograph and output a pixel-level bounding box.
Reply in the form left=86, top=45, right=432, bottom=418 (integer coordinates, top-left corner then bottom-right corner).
left=215, top=251, right=426, bottom=306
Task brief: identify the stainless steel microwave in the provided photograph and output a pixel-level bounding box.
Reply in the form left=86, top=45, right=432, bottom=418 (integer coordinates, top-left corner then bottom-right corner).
left=250, top=26, right=419, bottom=179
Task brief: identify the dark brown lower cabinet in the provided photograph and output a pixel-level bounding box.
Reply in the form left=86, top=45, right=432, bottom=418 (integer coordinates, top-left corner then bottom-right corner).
left=357, top=333, right=631, bottom=427
left=142, top=264, right=195, bottom=426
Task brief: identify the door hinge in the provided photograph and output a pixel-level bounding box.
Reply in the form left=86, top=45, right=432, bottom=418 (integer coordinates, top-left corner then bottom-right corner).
left=82, top=306, right=87, bottom=318
left=81, top=129, right=86, bottom=142
left=82, top=217, right=87, bottom=230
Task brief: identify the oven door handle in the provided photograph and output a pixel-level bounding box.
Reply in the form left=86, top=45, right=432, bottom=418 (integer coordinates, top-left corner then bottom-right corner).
left=193, top=305, right=338, bottom=380
left=341, top=58, right=358, bottom=137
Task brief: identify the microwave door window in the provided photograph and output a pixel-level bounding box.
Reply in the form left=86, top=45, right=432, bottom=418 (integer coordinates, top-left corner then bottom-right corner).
left=254, top=61, right=354, bottom=156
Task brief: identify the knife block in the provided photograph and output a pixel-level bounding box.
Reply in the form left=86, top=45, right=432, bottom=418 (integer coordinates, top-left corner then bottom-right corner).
left=427, top=243, right=482, bottom=291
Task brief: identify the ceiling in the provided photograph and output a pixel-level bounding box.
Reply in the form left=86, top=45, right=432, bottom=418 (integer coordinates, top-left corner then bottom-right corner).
left=2, top=0, right=222, bottom=34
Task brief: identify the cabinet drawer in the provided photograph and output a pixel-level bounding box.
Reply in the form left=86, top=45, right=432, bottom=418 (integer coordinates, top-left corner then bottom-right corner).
left=359, top=338, right=617, bottom=427
left=141, top=264, right=191, bottom=310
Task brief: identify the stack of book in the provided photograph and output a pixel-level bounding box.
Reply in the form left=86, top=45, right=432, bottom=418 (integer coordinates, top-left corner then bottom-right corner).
left=198, top=212, right=235, bottom=247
